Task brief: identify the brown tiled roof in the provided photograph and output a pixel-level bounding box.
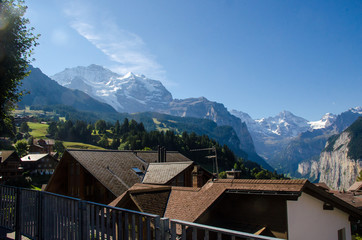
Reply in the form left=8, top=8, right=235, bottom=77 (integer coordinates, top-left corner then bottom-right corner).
left=112, top=179, right=362, bottom=223
left=142, top=162, right=193, bottom=184
left=314, top=182, right=331, bottom=191
left=332, top=191, right=362, bottom=209
left=0, top=150, right=16, bottom=163
left=165, top=179, right=307, bottom=222
left=67, top=149, right=148, bottom=197
left=130, top=189, right=171, bottom=216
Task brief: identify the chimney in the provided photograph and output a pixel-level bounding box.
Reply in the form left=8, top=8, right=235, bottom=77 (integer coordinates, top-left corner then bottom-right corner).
left=160, top=147, right=165, bottom=162
left=157, top=145, right=161, bottom=163
left=192, top=165, right=201, bottom=187
left=163, top=147, right=167, bottom=162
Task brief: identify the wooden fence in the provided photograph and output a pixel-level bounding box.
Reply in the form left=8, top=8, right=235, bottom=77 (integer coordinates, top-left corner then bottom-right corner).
left=0, top=185, right=283, bottom=240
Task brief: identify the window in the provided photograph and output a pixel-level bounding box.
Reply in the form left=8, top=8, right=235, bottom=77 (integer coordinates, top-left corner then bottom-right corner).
left=132, top=167, right=143, bottom=174
left=177, top=173, right=185, bottom=186
left=338, top=228, right=346, bottom=240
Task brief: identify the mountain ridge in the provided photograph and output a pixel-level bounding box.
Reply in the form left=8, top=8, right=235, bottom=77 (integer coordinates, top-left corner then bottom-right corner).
left=50, top=65, right=271, bottom=170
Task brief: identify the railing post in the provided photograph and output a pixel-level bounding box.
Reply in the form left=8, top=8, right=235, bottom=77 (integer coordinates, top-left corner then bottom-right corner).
left=78, top=200, right=87, bottom=240
left=155, top=216, right=161, bottom=240
left=15, top=188, right=21, bottom=240
left=160, top=218, right=170, bottom=240
left=37, top=191, right=43, bottom=240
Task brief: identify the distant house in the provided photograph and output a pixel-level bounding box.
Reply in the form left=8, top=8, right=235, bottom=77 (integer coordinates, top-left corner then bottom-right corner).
left=45, top=149, right=211, bottom=204
left=315, top=182, right=362, bottom=210
left=110, top=179, right=362, bottom=240
left=0, top=151, right=23, bottom=182
left=21, top=153, right=58, bottom=175
left=348, top=181, right=362, bottom=194
left=28, top=139, right=55, bottom=154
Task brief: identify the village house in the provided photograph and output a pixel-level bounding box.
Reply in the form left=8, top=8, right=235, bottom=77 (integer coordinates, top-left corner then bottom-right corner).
left=21, top=153, right=58, bottom=175
left=45, top=149, right=212, bottom=204
left=28, top=138, right=55, bottom=154
left=110, top=179, right=362, bottom=240
left=0, top=151, right=23, bottom=182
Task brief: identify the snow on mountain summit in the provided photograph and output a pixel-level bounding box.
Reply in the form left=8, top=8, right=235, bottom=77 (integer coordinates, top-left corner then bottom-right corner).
left=308, top=113, right=337, bottom=130
left=350, top=106, right=362, bottom=115
left=231, top=110, right=310, bottom=138
left=51, top=65, right=173, bottom=113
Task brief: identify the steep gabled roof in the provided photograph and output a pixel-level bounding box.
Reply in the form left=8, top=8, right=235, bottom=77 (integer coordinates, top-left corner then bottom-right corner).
left=0, top=150, right=18, bottom=163
left=66, top=149, right=149, bottom=197
left=142, top=161, right=194, bottom=184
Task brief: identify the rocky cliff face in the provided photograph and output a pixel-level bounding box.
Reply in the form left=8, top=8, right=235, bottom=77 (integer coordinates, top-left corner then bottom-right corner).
left=298, top=131, right=362, bottom=190
left=168, top=97, right=256, bottom=153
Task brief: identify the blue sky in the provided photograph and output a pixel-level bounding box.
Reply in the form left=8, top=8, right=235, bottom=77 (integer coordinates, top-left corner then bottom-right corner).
left=25, top=0, right=362, bottom=121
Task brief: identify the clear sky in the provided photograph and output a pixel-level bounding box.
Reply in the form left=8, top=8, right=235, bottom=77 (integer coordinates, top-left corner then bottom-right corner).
left=25, top=0, right=362, bottom=121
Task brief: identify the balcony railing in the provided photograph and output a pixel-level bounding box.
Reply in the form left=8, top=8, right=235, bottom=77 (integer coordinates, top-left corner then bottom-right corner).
left=0, top=185, right=284, bottom=240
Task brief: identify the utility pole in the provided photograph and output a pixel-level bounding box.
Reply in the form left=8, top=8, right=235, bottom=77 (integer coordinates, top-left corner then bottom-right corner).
left=190, top=147, right=219, bottom=177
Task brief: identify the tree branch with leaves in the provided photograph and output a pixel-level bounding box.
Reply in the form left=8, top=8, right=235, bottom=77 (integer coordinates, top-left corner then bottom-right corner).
left=0, top=0, right=39, bottom=135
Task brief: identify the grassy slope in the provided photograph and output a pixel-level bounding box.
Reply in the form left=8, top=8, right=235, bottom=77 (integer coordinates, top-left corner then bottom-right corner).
left=63, top=141, right=105, bottom=150
left=28, top=122, right=49, bottom=138
left=27, top=121, right=104, bottom=150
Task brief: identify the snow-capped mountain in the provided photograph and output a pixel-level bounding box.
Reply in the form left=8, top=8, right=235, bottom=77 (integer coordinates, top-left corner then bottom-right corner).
left=51, top=65, right=173, bottom=113
left=308, top=113, right=337, bottom=130
left=351, top=106, right=362, bottom=115
left=256, top=111, right=310, bottom=137
left=231, top=110, right=310, bottom=139
left=49, top=64, right=362, bottom=176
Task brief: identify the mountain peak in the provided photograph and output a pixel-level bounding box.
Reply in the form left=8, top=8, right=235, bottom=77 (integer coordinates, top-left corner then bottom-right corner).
left=123, top=72, right=137, bottom=79
left=87, top=64, right=105, bottom=70
left=350, top=106, right=362, bottom=114
left=309, top=113, right=336, bottom=130
left=52, top=65, right=173, bottom=113
left=278, top=110, right=296, bottom=118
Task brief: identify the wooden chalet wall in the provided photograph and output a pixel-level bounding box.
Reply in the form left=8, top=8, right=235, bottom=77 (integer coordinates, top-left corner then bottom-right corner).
left=0, top=151, right=22, bottom=182
left=196, top=193, right=289, bottom=239
left=46, top=152, right=116, bottom=204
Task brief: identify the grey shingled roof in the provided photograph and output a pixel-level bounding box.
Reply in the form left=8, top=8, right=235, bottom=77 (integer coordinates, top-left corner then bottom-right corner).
left=67, top=150, right=148, bottom=197
left=135, top=151, right=191, bottom=163
left=142, top=161, right=194, bottom=184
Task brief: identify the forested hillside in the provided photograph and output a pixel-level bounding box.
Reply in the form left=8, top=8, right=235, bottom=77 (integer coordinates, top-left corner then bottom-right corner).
left=46, top=117, right=283, bottom=179
left=28, top=105, right=272, bottom=170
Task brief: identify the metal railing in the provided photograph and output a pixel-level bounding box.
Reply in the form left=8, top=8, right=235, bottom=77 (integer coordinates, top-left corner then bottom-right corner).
left=169, top=219, right=284, bottom=240
left=0, top=185, right=284, bottom=240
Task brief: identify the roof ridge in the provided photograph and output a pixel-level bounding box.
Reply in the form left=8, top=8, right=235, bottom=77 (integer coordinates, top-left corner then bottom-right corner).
left=213, top=179, right=308, bottom=184
left=149, top=161, right=193, bottom=165
left=67, top=149, right=182, bottom=154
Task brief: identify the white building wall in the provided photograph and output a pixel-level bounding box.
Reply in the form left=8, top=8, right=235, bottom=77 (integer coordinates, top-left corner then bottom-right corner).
left=287, top=192, right=351, bottom=240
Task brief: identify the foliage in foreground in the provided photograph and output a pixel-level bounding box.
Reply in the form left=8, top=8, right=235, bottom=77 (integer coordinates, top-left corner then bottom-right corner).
left=0, top=0, right=39, bottom=136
